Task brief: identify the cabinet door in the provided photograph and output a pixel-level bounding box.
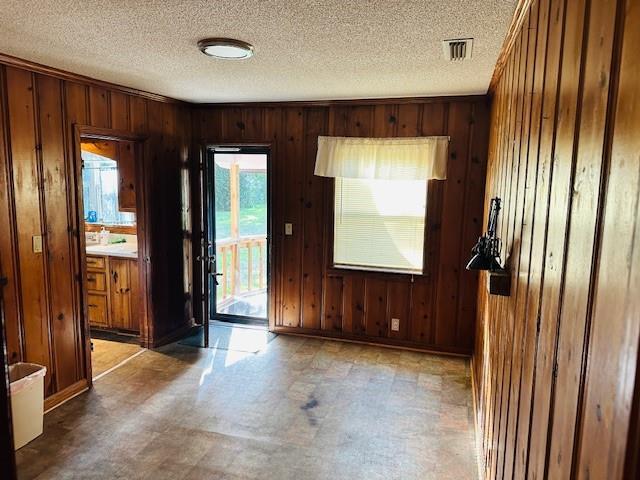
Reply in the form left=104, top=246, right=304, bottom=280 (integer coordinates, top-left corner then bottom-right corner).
left=109, top=258, right=131, bottom=330
left=87, top=294, right=109, bottom=328
left=128, top=259, right=140, bottom=332
left=86, top=271, right=107, bottom=292
left=117, top=141, right=136, bottom=212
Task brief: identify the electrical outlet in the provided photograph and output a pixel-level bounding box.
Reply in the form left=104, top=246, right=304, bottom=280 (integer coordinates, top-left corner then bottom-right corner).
left=32, top=235, right=43, bottom=253
left=285, top=223, right=293, bottom=235
left=391, top=318, right=400, bottom=331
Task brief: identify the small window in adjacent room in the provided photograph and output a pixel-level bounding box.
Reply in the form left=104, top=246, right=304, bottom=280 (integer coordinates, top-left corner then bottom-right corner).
left=82, top=148, right=136, bottom=226
left=333, top=177, right=427, bottom=274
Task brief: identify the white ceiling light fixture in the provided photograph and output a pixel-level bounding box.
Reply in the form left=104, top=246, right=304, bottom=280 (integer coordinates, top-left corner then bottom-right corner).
left=198, top=38, right=254, bottom=60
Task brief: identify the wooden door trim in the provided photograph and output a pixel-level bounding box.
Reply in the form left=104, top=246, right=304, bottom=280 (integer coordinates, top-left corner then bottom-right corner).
left=0, top=269, right=17, bottom=478
left=72, top=125, right=151, bottom=389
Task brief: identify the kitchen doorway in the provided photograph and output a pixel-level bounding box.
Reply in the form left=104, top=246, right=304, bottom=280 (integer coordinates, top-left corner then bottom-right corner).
left=74, top=126, right=150, bottom=383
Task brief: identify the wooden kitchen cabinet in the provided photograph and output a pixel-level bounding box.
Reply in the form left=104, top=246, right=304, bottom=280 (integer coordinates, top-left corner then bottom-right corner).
left=117, top=141, right=136, bottom=212
left=109, top=258, right=139, bottom=332
left=87, top=254, right=139, bottom=333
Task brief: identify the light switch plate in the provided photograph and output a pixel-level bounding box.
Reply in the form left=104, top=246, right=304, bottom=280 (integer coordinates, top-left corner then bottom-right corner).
left=391, top=318, right=400, bottom=331
left=32, top=235, right=43, bottom=253
left=285, top=223, right=293, bottom=235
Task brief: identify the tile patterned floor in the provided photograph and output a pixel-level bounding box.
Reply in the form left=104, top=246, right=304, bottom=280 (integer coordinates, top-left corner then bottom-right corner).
left=16, top=335, right=478, bottom=479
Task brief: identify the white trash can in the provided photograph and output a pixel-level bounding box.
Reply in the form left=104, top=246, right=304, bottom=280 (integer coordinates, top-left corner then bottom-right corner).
left=9, top=363, right=47, bottom=450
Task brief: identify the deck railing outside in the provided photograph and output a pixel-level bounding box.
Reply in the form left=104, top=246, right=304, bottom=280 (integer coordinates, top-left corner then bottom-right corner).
left=216, top=235, right=267, bottom=306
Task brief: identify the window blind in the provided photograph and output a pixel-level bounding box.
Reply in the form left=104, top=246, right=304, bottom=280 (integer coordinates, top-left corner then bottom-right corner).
left=334, top=177, right=427, bottom=274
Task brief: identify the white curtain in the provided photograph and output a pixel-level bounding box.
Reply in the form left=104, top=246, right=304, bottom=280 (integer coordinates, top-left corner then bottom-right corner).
left=314, top=136, right=449, bottom=180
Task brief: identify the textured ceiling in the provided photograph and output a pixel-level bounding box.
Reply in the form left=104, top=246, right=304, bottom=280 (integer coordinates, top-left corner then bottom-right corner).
left=0, top=1, right=516, bottom=103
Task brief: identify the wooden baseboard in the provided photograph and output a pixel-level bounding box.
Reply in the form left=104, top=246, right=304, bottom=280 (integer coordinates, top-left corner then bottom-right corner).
left=272, top=326, right=471, bottom=357
left=43, top=379, right=89, bottom=412
left=470, top=356, right=485, bottom=480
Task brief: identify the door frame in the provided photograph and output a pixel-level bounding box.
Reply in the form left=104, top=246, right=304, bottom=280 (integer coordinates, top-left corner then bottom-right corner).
left=202, top=144, right=273, bottom=341
left=72, top=125, right=150, bottom=386
left=0, top=266, right=17, bottom=478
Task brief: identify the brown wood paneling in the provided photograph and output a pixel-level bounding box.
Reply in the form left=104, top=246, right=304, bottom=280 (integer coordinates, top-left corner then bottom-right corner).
left=474, top=0, right=640, bottom=478
left=193, top=96, right=489, bottom=354
left=574, top=0, right=639, bottom=476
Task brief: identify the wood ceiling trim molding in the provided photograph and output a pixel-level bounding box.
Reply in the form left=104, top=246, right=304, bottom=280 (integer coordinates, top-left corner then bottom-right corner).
left=488, top=0, right=535, bottom=94
left=0, top=52, right=186, bottom=105
left=195, top=94, right=489, bottom=109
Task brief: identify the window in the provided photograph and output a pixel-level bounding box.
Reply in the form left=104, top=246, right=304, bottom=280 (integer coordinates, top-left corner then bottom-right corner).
left=315, top=134, right=448, bottom=275
left=82, top=151, right=135, bottom=226
left=333, top=177, right=427, bottom=274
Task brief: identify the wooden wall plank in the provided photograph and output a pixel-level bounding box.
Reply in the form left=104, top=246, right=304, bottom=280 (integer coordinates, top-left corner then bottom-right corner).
left=387, top=280, right=410, bottom=340
left=502, top=6, right=539, bottom=478
left=364, top=278, right=387, bottom=338
left=434, top=102, right=472, bottom=347
left=5, top=66, right=52, bottom=393
left=301, top=108, right=327, bottom=330
left=88, top=86, right=109, bottom=128
left=110, top=91, right=130, bottom=131
left=280, top=108, right=304, bottom=327
left=0, top=65, right=22, bottom=364
left=36, top=74, right=79, bottom=391
left=322, top=275, right=343, bottom=332
left=342, top=276, right=365, bottom=335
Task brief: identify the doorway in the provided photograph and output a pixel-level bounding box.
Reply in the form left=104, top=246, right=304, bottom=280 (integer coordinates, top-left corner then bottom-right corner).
left=206, top=147, right=270, bottom=327
left=74, top=127, right=149, bottom=382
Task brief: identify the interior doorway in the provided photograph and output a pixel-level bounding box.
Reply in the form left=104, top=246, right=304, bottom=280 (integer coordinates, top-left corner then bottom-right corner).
left=206, top=147, right=270, bottom=327
left=74, top=127, right=150, bottom=383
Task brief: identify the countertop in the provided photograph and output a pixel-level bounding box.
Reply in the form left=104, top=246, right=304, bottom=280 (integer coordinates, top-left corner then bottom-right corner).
left=86, top=243, right=138, bottom=259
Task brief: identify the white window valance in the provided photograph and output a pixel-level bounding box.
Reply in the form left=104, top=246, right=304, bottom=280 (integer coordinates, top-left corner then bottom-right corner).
left=314, top=135, right=449, bottom=180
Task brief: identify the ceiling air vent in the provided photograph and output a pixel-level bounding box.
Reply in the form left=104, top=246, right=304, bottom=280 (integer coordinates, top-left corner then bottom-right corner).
left=442, top=38, right=473, bottom=61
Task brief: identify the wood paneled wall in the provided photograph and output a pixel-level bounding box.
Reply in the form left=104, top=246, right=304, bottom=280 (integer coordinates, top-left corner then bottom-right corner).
left=474, top=0, right=640, bottom=478
left=192, top=96, right=490, bottom=354
left=0, top=62, right=192, bottom=405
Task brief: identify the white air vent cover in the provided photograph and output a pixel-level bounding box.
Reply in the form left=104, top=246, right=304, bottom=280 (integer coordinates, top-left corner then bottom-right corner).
left=442, top=38, right=473, bottom=61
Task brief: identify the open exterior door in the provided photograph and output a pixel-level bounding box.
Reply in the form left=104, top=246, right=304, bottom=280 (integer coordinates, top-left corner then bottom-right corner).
left=192, top=145, right=210, bottom=348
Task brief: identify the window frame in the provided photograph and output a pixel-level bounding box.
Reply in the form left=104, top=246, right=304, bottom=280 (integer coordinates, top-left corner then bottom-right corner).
left=327, top=177, right=442, bottom=279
